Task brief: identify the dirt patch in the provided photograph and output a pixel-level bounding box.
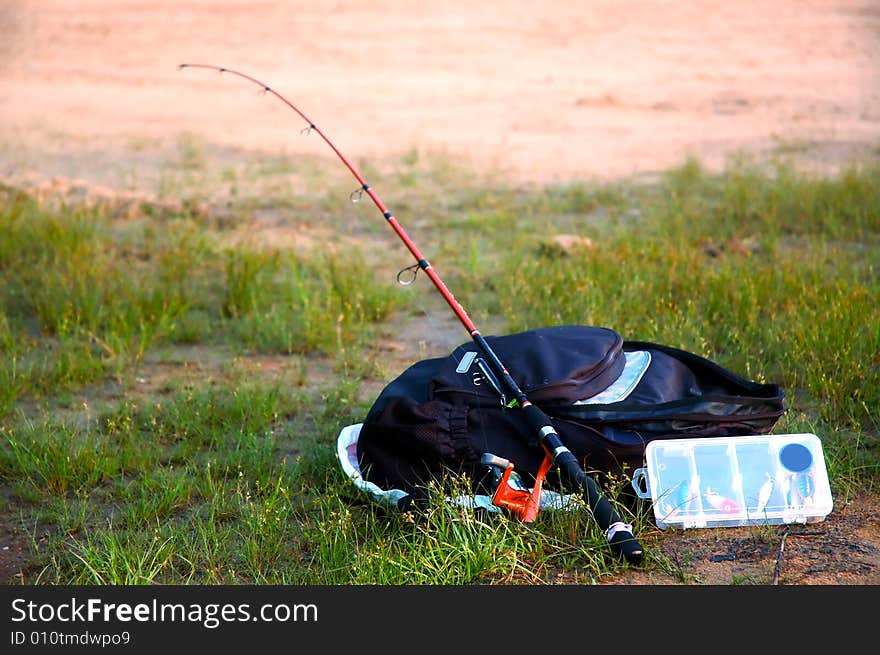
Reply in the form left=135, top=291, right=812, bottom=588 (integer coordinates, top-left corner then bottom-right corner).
left=2, top=1, right=879, bottom=193
left=1, top=1, right=878, bottom=585
left=603, top=493, right=880, bottom=585
left=0, top=513, right=33, bottom=585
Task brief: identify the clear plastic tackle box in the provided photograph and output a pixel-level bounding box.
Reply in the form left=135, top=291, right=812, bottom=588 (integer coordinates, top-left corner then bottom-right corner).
left=631, top=433, right=833, bottom=530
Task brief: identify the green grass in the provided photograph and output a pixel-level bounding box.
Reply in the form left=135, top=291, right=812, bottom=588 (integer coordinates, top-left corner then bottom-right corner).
left=0, top=153, right=877, bottom=585
left=0, top=190, right=401, bottom=415
left=493, top=158, right=879, bottom=433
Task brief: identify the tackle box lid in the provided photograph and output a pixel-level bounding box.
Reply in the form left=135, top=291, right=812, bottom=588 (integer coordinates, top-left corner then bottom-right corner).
left=631, top=433, right=833, bottom=530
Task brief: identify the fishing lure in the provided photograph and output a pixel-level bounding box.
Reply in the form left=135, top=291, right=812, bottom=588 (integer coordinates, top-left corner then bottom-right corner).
left=755, top=475, right=774, bottom=515
left=704, top=487, right=741, bottom=514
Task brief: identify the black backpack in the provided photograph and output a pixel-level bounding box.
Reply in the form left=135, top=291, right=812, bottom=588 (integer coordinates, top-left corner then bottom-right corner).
left=354, top=325, right=786, bottom=508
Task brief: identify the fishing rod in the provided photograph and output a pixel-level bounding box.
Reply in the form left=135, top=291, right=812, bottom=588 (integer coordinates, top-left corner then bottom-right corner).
left=178, top=63, right=644, bottom=565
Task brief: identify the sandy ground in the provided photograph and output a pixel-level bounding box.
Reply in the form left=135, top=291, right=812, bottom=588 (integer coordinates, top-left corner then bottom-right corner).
left=0, top=1, right=879, bottom=586
left=1, top=0, right=879, bottom=191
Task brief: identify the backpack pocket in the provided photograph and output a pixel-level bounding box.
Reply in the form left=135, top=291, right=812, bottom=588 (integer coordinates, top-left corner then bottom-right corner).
left=428, top=325, right=626, bottom=404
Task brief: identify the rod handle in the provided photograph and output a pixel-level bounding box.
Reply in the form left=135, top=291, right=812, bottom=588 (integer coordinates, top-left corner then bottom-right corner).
left=522, top=404, right=644, bottom=565
left=556, top=450, right=644, bottom=565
